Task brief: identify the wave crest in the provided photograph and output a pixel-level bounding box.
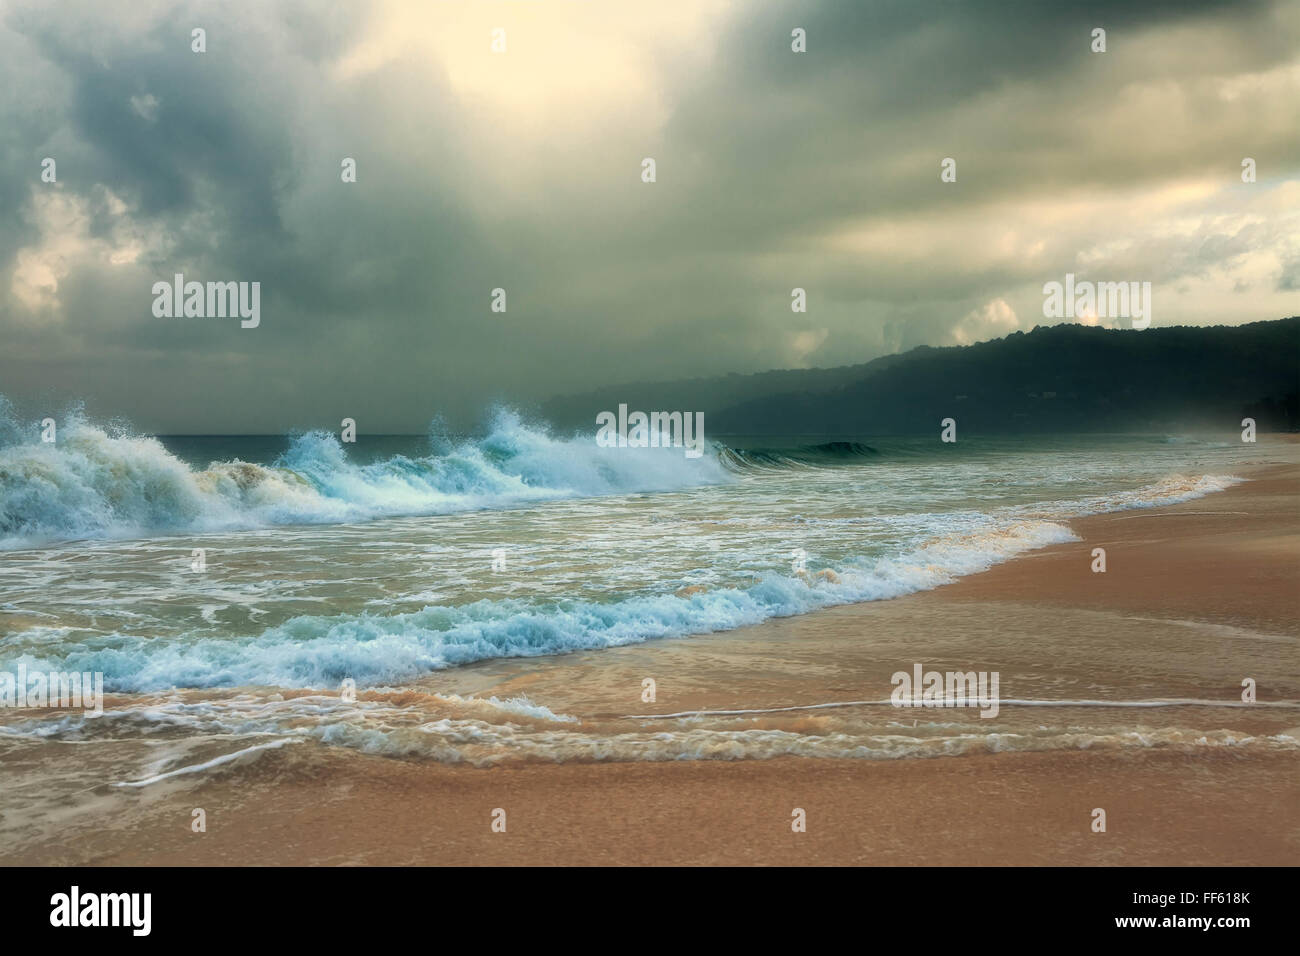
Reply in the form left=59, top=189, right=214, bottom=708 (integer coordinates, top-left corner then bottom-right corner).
left=0, top=406, right=731, bottom=548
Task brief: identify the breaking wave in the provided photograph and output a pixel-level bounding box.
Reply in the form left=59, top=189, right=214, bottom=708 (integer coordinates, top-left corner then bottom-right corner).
left=0, top=405, right=731, bottom=548
left=718, top=441, right=879, bottom=469
left=0, top=518, right=1083, bottom=691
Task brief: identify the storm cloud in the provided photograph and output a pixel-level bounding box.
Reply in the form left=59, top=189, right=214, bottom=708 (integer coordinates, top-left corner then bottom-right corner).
left=0, top=0, right=1296, bottom=432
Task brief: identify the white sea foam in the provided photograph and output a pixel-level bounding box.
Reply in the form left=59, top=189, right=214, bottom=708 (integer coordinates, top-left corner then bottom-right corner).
left=8, top=694, right=1295, bottom=769
left=7, top=517, right=1082, bottom=691
left=0, top=402, right=1256, bottom=695
left=111, top=738, right=298, bottom=787
left=4, top=484, right=1240, bottom=694
left=622, top=697, right=1300, bottom=719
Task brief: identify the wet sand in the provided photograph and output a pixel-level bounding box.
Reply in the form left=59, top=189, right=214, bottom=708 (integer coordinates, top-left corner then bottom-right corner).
left=6, top=446, right=1298, bottom=866
left=48, top=748, right=1297, bottom=867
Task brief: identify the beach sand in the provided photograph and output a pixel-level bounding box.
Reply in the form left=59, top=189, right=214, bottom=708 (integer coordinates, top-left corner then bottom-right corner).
left=7, top=446, right=1298, bottom=866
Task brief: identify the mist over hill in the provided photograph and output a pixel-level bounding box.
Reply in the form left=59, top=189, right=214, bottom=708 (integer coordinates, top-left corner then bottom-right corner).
left=540, top=318, right=1300, bottom=436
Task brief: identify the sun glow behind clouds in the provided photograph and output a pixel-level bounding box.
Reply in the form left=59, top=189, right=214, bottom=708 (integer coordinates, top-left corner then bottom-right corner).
left=336, top=0, right=733, bottom=128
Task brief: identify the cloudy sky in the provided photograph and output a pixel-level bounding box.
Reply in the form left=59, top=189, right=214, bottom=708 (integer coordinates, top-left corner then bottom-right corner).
left=1, top=0, right=1297, bottom=432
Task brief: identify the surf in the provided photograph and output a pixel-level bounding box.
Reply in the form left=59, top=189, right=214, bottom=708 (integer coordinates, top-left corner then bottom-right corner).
left=0, top=404, right=732, bottom=548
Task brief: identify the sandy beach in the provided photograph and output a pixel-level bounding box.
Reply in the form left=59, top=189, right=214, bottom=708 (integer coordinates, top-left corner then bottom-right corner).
left=3, top=442, right=1292, bottom=867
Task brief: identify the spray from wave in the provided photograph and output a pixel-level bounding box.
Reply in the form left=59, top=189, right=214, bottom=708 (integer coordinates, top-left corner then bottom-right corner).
left=0, top=403, right=731, bottom=548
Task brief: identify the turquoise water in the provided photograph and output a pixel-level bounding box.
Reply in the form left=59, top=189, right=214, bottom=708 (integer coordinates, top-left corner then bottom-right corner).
left=0, top=405, right=1262, bottom=692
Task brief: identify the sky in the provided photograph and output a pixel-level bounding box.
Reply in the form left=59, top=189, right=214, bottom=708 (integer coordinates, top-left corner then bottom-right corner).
left=0, top=0, right=1297, bottom=433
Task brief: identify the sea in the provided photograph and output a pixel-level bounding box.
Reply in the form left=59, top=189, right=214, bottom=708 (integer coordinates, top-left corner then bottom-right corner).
left=0, top=406, right=1295, bottom=812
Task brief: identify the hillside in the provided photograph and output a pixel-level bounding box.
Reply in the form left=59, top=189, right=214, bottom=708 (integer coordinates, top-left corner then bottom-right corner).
left=539, top=318, right=1300, bottom=435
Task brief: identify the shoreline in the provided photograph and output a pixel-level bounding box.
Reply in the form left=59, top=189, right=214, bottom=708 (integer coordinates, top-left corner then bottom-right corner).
left=4, top=449, right=1298, bottom=866
left=435, top=456, right=1300, bottom=722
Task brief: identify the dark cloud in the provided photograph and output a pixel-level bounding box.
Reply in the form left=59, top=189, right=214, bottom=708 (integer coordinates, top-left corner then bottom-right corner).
left=0, top=0, right=1295, bottom=432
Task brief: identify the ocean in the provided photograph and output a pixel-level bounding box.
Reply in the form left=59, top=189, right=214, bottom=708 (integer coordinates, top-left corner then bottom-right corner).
left=0, top=408, right=1294, bottom=804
